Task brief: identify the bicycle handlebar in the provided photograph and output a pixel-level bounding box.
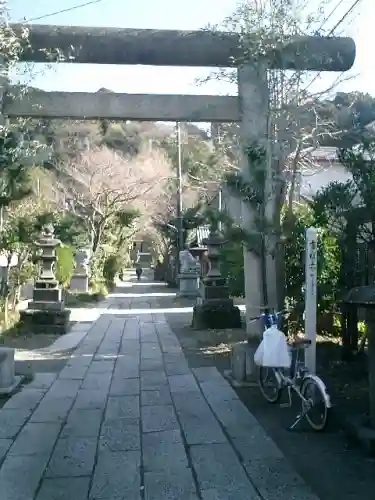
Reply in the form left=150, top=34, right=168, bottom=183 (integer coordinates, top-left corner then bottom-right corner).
left=248, top=309, right=288, bottom=322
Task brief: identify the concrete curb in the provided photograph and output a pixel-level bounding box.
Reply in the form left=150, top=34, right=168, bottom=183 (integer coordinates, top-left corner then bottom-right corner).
left=14, top=323, right=93, bottom=361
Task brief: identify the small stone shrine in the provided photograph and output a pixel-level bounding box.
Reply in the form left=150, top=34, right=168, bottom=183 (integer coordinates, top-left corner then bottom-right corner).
left=192, top=227, right=241, bottom=329
left=19, top=224, right=70, bottom=334
left=70, top=247, right=90, bottom=292
left=177, top=247, right=200, bottom=298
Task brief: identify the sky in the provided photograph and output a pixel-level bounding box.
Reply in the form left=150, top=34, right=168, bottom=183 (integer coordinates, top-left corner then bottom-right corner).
left=8, top=0, right=375, bottom=98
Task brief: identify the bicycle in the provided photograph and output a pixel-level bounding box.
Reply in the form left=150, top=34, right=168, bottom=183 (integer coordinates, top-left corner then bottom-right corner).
left=254, top=310, right=331, bottom=431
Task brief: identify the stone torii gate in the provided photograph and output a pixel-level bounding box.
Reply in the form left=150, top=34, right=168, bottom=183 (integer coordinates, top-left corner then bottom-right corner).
left=3, top=24, right=355, bottom=360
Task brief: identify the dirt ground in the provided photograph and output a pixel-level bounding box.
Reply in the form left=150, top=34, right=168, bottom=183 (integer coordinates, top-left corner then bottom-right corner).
left=163, top=302, right=375, bottom=500
left=0, top=326, right=75, bottom=408
left=0, top=332, right=61, bottom=351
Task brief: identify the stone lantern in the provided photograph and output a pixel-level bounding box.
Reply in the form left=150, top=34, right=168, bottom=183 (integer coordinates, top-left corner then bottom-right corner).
left=19, top=224, right=70, bottom=334
left=192, top=227, right=241, bottom=329
left=30, top=224, right=62, bottom=307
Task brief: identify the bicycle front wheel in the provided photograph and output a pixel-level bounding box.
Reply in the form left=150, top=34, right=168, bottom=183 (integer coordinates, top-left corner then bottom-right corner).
left=301, top=377, right=329, bottom=431
left=258, top=366, right=282, bottom=403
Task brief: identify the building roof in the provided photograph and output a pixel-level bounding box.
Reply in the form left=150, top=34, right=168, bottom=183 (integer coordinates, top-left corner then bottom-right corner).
left=186, top=225, right=210, bottom=248
left=292, top=145, right=372, bottom=163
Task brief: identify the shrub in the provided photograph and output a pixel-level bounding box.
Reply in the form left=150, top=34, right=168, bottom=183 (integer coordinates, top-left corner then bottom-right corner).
left=102, top=254, right=123, bottom=285
left=56, top=245, right=75, bottom=288
left=91, top=280, right=109, bottom=298
left=220, top=241, right=245, bottom=298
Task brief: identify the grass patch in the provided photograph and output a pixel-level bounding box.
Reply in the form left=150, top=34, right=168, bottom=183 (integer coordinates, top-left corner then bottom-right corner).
left=65, top=281, right=109, bottom=307
left=0, top=310, right=22, bottom=341
left=65, top=291, right=105, bottom=307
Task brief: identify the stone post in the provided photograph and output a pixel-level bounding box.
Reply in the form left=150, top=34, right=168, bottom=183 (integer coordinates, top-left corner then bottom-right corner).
left=192, top=228, right=241, bottom=329
left=70, top=247, right=90, bottom=292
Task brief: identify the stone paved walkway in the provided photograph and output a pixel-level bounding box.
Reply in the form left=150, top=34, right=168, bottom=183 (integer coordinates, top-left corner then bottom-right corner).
left=0, top=275, right=320, bottom=500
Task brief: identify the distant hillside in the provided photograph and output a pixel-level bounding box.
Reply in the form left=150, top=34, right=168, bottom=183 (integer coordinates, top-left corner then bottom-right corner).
left=14, top=86, right=210, bottom=162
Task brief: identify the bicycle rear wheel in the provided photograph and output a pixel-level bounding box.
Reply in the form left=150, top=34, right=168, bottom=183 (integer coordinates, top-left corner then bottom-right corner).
left=301, top=377, right=329, bottom=431
left=258, top=366, right=282, bottom=403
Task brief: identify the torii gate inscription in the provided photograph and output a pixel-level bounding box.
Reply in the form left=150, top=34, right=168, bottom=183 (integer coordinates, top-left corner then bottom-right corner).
left=3, top=24, right=355, bottom=370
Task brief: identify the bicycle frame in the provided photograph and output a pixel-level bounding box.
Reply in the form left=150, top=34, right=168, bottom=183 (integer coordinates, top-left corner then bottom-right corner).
left=273, top=352, right=308, bottom=406
left=259, top=311, right=332, bottom=418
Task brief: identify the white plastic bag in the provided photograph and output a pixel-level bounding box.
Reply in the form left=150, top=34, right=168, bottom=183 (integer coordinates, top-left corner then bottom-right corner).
left=254, top=325, right=291, bottom=368
left=254, top=340, right=265, bottom=366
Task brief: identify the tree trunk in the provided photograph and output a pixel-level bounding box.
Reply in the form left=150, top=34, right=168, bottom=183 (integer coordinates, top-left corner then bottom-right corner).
left=12, top=283, right=21, bottom=311
left=92, top=225, right=104, bottom=255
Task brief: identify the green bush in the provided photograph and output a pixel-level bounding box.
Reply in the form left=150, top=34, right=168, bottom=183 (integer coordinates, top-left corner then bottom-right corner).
left=56, top=245, right=75, bottom=288
left=102, top=254, right=123, bottom=285
left=284, top=206, right=340, bottom=314
left=220, top=241, right=245, bottom=298
left=283, top=206, right=340, bottom=335
left=91, top=280, right=109, bottom=297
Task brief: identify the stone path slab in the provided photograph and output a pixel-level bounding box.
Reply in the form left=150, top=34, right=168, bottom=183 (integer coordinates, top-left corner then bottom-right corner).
left=0, top=284, right=320, bottom=500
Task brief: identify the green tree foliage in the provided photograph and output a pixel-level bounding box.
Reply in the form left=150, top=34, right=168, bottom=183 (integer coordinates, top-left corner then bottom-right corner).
left=283, top=206, right=340, bottom=316
left=329, top=92, right=375, bottom=147
left=220, top=241, right=245, bottom=298
left=0, top=211, right=40, bottom=314
left=109, top=209, right=139, bottom=250
left=161, top=133, right=222, bottom=181
left=102, top=254, right=123, bottom=285
left=0, top=130, right=33, bottom=208
left=312, top=139, right=375, bottom=242
left=154, top=204, right=205, bottom=250
left=102, top=123, right=143, bottom=156
left=54, top=213, right=89, bottom=248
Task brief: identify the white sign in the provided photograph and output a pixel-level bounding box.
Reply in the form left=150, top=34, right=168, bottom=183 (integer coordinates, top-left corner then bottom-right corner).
left=304, top=227, right=318, bottom=374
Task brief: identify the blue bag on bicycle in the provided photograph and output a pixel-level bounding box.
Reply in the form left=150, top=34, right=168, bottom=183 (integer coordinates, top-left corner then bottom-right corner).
left=254, top=325, right=291, bottom=368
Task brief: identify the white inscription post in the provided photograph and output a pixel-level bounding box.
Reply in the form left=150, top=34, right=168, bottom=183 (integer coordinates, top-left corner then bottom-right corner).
left=305, top=227, right=318, bottom=374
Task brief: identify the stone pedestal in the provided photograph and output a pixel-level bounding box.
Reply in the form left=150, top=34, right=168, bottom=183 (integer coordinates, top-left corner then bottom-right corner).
left=192, top=229, right=241, bottom=329
left=178, top=272, right=199, bottom=298
left=0, top=347, right=22, bottom=395
left=19, top=309, right=71, bottom=334
left=19, top=224, right=71, bottom=335
left=225, top=338, right=260, bottom=386
left=70, top=248, right=90, bottom=292
left=70, top=274, right=89, bottom=293
left=192, top=298, right=241, bottom=329
left=178, top=249, right=200, bottom=298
